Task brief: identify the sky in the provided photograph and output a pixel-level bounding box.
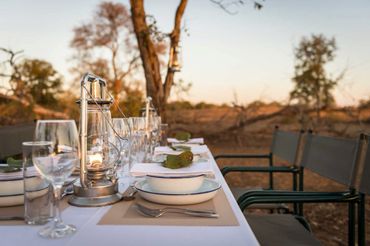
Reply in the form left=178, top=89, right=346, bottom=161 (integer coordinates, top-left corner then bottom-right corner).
left=0, top=0, right=369, bottom=106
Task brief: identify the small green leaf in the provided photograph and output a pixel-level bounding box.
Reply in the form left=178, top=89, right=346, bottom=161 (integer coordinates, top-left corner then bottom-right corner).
left=174, top=132, right=191, bottom=141
left=163, top=151, right=194, bottom=169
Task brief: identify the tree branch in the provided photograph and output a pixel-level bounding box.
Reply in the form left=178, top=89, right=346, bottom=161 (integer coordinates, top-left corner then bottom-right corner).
left=163, top=0, right=188, bottom=103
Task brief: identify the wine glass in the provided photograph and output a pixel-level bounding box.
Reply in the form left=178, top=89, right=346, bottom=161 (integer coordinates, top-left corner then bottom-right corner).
left=112, top=118, right=131, bottom=178
left=32, top=120, right=79, bottom=239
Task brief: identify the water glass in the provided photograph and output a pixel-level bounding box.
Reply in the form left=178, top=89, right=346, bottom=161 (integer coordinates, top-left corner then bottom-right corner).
left=112, top=118, right=131, bottom=178
left=32, top=120, right=79, bottom=239
left=23, top=142, right=52, bottom=225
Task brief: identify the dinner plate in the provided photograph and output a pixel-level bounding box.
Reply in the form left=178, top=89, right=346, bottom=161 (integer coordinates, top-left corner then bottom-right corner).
left=0, top=187, right=49, bottom=207
left=135, top=178, right=221, bottom=205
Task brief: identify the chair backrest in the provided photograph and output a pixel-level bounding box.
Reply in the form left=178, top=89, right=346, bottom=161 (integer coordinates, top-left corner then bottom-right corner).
left=270, top=128, right=303, bottom=165
left=300, top=132, right=361, bottom=187
left=359, top=135, right=370, bottom=195
left=0, top=122, right=35, bottom=160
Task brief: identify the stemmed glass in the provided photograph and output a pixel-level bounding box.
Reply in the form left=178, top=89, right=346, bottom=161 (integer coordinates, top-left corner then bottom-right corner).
left=32, top=120, right=79, bottom=239
left=112, top=118, right=131, bottom=178
left=148, top=116, right=161, bottom=158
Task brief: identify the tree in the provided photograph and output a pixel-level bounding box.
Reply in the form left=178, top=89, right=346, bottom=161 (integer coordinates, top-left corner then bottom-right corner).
left=130, top=0, right=187, bottom=120
left=129, top=0, right=262, bottom=120
left=70, top=1, right=140, bottom=102
left=0, top=48, right=67, bottom=120
left=290, top=34, right=342, bottom=122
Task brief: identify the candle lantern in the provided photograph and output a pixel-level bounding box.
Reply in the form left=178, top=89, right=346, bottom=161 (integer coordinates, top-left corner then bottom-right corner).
left=69, top=73, right=122, bottom=207
left=168, top=44, right=183, bottom=72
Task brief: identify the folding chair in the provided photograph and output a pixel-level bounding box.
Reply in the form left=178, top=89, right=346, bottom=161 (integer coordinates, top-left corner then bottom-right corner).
left=239, top=132, right=363, bottom=245
left=357, top=134, right=370, bottom=246
left=0, top=122, right=35, bottom=161
left=215, top=126, right=303, bottom=212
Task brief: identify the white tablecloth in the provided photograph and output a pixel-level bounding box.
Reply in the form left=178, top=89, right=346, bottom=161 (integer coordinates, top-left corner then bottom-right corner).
left=0, top=149, right=259, bottom=246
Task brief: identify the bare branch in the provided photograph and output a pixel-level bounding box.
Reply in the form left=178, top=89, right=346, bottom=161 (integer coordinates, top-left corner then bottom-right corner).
left=210, top=0, right=263, bottom=14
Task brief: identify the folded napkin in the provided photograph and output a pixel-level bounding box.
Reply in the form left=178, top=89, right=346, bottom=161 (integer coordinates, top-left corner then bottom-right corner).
left=130, top=160, right=214, bottom=177
left=154, top=145, right=208, bottom=155
left=167, top=138, right=204, bottom=144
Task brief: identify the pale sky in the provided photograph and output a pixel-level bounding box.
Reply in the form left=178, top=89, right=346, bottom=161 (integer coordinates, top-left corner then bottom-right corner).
left=0, top=0, right=369, bottom=105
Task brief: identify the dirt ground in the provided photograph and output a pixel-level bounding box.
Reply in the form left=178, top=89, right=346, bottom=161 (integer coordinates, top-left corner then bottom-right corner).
left=167, top=106, right=370, bottom=246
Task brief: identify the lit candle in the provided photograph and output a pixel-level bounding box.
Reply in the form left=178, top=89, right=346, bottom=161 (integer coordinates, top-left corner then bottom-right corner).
left=88, top=153, right=103, bottom=167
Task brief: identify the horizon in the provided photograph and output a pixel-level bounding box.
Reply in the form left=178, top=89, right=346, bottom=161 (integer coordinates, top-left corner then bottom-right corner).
left=0, top=0, right=369, bottom=106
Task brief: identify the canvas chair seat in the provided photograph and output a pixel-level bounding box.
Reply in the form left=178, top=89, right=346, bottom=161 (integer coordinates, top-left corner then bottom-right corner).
left=246, top=214, right=321, bottom=246
left=0, top=123, right=35, bottom=160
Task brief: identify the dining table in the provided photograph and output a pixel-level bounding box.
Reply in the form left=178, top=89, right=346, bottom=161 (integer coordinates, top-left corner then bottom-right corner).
left=0, top=147, right=259, bottom=246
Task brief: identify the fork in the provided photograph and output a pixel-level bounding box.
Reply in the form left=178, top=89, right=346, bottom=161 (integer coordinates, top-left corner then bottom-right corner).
left=135, top=203, right=219, bottom=218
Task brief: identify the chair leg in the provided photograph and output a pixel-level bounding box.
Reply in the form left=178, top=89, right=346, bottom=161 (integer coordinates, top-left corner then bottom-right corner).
left=269, top=154, right=273, bottom=190
left=298, top=168, right=304, bottom=216
left=293, top=172, right=298, bottom=214
left=348, top=201, right=356, bottom=246
left=358, top=194, right=365, bottom=246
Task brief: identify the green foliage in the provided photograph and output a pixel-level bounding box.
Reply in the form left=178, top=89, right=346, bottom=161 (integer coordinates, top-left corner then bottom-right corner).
left=290, top=34, right=340, bottom=109
left=112, top=87, right=144, bottom=117
left=194, top=102, right=217, bottom=109
left=163, top=150, right=193, bottom=169
left=166, top=100, right=194, bottom=110
left=18, top=59, right=63, bottom=106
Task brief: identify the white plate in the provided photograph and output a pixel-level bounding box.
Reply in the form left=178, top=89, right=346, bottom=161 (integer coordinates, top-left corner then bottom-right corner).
left=0, top=176, right=46, bottom=196
left=0, top=188, right=49, bottom=207
left=135, top=178, right=221, bottom=205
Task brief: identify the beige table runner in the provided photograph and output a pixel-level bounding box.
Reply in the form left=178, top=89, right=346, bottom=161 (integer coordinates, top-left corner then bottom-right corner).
left=0, top=197, right=70, bottom=226
left=98, top=188, right=239, bottom=226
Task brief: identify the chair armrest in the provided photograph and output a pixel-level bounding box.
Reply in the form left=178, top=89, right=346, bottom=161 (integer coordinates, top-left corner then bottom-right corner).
left=237, top=190, right=349, bottom=204
left=221, top=165, right=298, bottom=176
left=214, top=153, right=271, bottom=160
left=239, top=192, right=358, bottom=211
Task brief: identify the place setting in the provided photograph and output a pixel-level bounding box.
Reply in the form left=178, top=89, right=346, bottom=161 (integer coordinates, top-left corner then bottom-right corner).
left=97, top=126, right=238, bottom=226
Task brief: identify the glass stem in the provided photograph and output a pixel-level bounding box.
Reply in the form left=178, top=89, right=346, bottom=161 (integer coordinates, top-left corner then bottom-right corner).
left=52, top=185, right=63, bottom=227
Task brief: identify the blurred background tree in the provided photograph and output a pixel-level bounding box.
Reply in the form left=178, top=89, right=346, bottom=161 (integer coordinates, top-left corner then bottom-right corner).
left=70, top=1, right=140, bottom=103
left=290, top=34, right=343, bottom=125
left=0, top=48, right=67, bottom=124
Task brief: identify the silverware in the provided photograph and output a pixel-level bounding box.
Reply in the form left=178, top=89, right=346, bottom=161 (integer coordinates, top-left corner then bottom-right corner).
left=121, top=186, right=137, bottom=201
left=135, top=203, right=219, bottom=218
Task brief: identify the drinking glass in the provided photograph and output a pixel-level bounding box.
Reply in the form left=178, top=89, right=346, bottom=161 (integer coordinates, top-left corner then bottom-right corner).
left=128, top=117, right=147, bottom=163
left=23, top=142, right=53, bottom=225
left=148, top=116, right=161, bottom=158
left=32, top=120, right=79, bottom=239
left=112, top=118, right=131, bottom=178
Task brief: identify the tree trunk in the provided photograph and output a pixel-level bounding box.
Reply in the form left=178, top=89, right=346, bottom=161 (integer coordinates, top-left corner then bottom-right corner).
left=130, top=0, right=188, bottom=122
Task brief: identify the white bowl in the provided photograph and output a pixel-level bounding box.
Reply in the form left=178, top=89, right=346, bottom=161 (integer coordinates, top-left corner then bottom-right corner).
left=146, top=174, right=205, bottom=194
left=0, top=176, right=46, bottom=196
left=135, top=178, right=221, bottom=205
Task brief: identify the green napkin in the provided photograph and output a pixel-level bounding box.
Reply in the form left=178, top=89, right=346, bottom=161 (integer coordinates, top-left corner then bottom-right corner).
left=163, top=151, right=194, bottom=169
left=174, top=131, right=191, bottom=141
left=0, top=157, right=23, bottom=173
